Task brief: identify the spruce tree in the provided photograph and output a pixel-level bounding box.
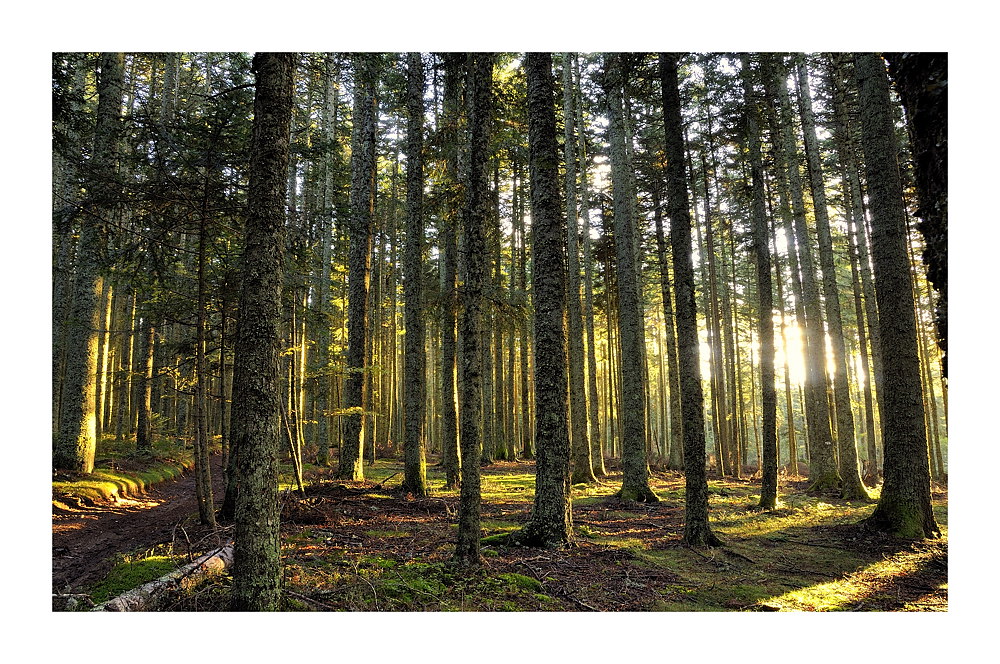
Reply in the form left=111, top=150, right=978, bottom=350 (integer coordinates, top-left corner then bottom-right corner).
left=854, top=52, right=939, bottom=539
left=230, top=51, right=294, bottom=611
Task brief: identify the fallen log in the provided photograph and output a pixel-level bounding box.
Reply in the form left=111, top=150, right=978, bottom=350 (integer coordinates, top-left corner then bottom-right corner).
left=92, top=543, right=234, bottom=612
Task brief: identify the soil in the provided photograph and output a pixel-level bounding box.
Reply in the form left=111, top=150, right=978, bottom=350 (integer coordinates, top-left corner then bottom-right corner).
left=52, top=457, right=948, bottom=612
left=52, top=455, right=225, bottom=595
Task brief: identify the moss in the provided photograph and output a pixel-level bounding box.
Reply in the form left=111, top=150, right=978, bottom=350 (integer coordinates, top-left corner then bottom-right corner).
left=497, top=572, right=543, bottom=592
left=53, top=458, right=191, bottom=505
left=88, top=554, right=178, bottom=604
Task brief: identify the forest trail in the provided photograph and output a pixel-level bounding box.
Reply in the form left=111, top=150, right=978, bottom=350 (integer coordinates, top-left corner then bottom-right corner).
left=52, top=454, right=225, bottom=594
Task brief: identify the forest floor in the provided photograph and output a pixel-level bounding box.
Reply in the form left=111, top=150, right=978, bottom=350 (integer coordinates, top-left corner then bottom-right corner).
left=52, top=452, right=948, bottom=612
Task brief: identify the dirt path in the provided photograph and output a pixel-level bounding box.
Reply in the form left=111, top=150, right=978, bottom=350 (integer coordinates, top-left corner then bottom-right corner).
left=52, top=455, right=225, bottom=594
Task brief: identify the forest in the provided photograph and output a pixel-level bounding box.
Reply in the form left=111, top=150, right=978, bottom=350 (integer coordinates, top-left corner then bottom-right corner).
left=51, top=50, right=948, bottom=616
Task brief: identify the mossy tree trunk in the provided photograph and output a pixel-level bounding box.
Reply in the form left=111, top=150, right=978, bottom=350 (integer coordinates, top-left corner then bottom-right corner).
left=401, top=52, right=428, bottom=497
left=854, top=53, right=939, bottom=539
left=604, top=52, right=657, bottom=503
left=454, top=53, right=493, bottom=567
left=506, top=52, right=574, bottom=548
left=55, top=52, right=123, bottom=475
left=740, top=55, right=778, bottom=510
left=230, top=51, right=294, bottom=611
left=338, top=54, right=381, bottom=481
left=660, top=53, right=721, bottom=546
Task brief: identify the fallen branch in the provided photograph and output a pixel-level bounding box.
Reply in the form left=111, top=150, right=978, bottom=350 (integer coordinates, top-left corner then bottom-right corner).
left=92, top=543, right=234, bottom=612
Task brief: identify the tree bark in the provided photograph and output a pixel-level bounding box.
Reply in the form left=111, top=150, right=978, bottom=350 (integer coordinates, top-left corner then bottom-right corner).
left=884, top=52, right=947, bottom=378
left=660, top=53, right=720, bottom=546
left=605, top=52, right=657, bottom=503
left=229, top=52, right=294, bottom=611
left=454, top=53, right=493, bottom=567
left=338, top=54, right=381, bottom=481
left=506, top=52, right=574, bottom=548
left=55, top=52, right=124, bottom=475
left=854, top=52, right=939, bottom=539
left=740, top=56, right=778, bottom=510
left=401, top=52, right=428, bottom=497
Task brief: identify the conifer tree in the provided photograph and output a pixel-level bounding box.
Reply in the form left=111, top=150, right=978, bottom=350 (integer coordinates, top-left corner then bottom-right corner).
left=230, top=51, right=294, bottom=611
left=506, top=52, right=573, bottom=548
left=660, top=53, right=721, bottom=545
left=854, top=52, right=939, bottom=539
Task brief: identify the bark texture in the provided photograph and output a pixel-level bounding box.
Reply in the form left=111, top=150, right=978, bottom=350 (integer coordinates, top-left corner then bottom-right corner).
left=401, top=52, right=428, bottom=497
left=506, top=52, right=573, bottom=548
left=854, top=53, right=939, bottom=539
left=604, top=52, right=657, bottom=503
left=884, top=52, right=947, bottom=378
left=339, top=54, right=381, bottom=480
left=55, top=52, right=124, bottom=474
left=454, top=53, right=493, bottom=566
left=230, top=52, right=294, bottom=611
left=660, top=53, right=720, bottom=545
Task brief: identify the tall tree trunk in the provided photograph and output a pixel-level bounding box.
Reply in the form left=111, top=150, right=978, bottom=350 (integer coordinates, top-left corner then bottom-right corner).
left=401, top=52, right=428, bottom=497
left=795, top=57, right=869, bottom=500
left=230, top=51, right=294, bottom=611
left=440, top=53, right=463, bottom=489
left=55, top=52, right=124, bottom=474
left=740, top=56, right=778, bottom=510
left=506, top=52, right=574, bottom=548
left=338, top=54, right=380, bottom=481
left=660, top=53, right=721, bottom=546
left=772, top=54, right=840, bottom=491
left=454, top=53, right=493, bottom=567
left=854, top=52, right=939, bottom=539
left=562, top=53, right=595, bottom=485
left=605, top=52, right=658, bottom=503
left=573, top=60, right=606, bottom=477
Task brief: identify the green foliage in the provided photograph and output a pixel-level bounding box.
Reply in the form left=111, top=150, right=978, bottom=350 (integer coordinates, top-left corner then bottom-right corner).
left=88, top=550, right=179, bottom=604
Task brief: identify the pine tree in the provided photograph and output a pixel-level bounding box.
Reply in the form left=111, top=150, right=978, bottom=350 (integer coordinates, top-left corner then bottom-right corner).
left=55, top=52, right=124, bottom=474
left=604, top=52, right=658, bottom=503
left=660, top=53, right=721, bottom=546
left=339, top=54, right=381, bottom=481
left=739, top=55, right=778, bottom=510
left=454, top=52, right=494, bottom=567
left=854, top=52, right=939, bottom=539
left=506, top=52, right=573, bottom=548
left=401, top=52, right=428, bottom=497
left=230, top=51, right=295, bottom=611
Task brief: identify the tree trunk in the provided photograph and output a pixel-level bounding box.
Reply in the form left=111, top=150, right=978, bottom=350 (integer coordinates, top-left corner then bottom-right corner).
left=740, top=56, right=778, bottom=510
left=794, top=57, right=869, bottom=501
left=401, top=52, right=428, bottom=497
left=454, top=53, right=493, bottom=567
left=605, top=52, right=657, bottom=503
left=660, top=53, right=721, bottom=546
left=506, top=52, right=574, bottom=548
left=338, top=54, right=380, bottom=481
left=854, top=52, right=939, bottom=539
left=884, top=52, right=947, bottom=378
left=229, top=52, right=294, bottom=611
left=55, top=52, right=124, bottom=475
left=772, top=54, right=840, bottom=492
